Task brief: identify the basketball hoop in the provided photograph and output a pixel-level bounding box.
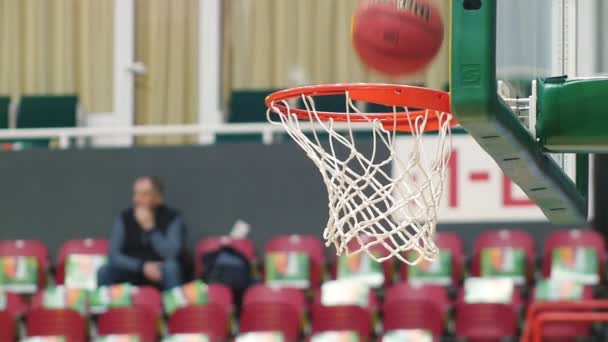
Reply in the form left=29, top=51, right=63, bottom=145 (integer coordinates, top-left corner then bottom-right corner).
left=266, top=84, right=455, bottom=265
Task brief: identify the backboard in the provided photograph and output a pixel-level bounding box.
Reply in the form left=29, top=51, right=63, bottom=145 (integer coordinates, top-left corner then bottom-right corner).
left=497, top=0, right=578, bottom=185
left=451, top=0, right=602, bottom=225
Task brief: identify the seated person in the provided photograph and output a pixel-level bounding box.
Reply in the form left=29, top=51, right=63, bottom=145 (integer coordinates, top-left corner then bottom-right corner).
left=97, top=176, right=191, bottom=290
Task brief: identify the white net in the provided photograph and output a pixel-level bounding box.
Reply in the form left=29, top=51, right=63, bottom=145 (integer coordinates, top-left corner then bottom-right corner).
left=267, top=91, right=453, bottom=265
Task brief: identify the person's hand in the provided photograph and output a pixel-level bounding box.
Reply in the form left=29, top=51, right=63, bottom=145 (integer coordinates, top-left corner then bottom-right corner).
left=143, top=261, right=162, bottom=283
left=135, top=206, right=155, bottom=231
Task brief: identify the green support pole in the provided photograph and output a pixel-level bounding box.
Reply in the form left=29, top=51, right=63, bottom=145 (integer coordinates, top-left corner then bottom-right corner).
left=450, top=0, right=587, bottom=225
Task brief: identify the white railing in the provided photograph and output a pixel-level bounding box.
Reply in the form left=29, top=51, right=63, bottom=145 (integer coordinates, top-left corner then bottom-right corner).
left=0, top=123, right=374, bottom=149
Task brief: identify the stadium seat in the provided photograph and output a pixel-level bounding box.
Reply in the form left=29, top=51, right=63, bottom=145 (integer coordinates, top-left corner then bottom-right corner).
left=240, top=302, right=302, bottom=341
left=313, top=285, right=379, bottom=315
left=471, top=229, right=535, bottom=284
left=457, top=285, right=525, bottom=312
left=311, top=304, right=373, bottom=341
left=541, top=229, right=606, bottom=281
left=265, top=235, right=325, bottom=288
left=16, top=95, right=78, bottom=147
left=400, top=232, right=464, bottom=286
left=26, top=308, right=87, bottom=342
left=17, top=95, right=77, bottom=128
left=454, top=303, right=518, bottom=342
left=330, top=235, right=393, bottom=288
left=195, top=236, right=257, bottom=276
left=229, top=90, right=276, bottom=123
left=167, top=304, right=230, bottom=341
left=243, top=284, right=307, bottom=318
left=132, top=286, right=163, bottom=318
left=55, top=238, right=109, bottom=285
left=385, top=283, right=450, bottom=316
left=0, top=96, right=9, bottom=129
left=208, top=283, right=235, bottom=316
left=529, top=283, right=594, bottom=342
left=382, top=299, right=444, bottom=340
left=0, top=311, right=16, bottom=341
left=97, top=307, right=158, bottom=342
left=29, top=288, right=87, bottom=313
left=1, top=291, right=28, bottom=318
left=0, top=239, right=49, bottom=290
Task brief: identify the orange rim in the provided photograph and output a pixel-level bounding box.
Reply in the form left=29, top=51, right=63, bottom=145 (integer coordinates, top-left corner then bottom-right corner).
left=265, top=83, right=455, bottom=132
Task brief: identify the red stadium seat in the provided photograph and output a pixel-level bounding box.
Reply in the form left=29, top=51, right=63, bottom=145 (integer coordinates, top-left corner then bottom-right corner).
left=529, top=284, right=594, bottom=341
left=455, top=303, right=518, bottom=342
left=400, top=232, right=464, bottom=286
left=0, top=311, right=16, bottom=341
left=385, top=283, right=450, bottom=316
left=132, top=286, right=163, bottom=317
left=0, top=239, right=49, bottom=290
left=30, top=290, right=48, bottom=311
left=208, top=283, right=235, bottom=316
left=471, top=229, right=535, bottom=284
left=313, top=285, right=379, bottom=315
left=240, top=302, right=302, bottom=341
left=195, top=236, right=257, bottom=276
left=168, top=304, right=230, bottom=342
left=97, top=307, right=158, bottom=342
left=541, top=229, right=605, bottom=280
left=55, top=238, right=109, bottom=285
left=2, top=291, right=28, bottom=318
left=243, top=284, right=307, bottom=318
left=330, top=235, right=393, bottom=288
left=311, top=304, right=373, bottom=341
left=382, top=299, right=444, bottom=340
left=457, top=285, right=524, bottom=312
left=26, top=308, right=87, bottom=342
left=265, top=235, right=325, bottom=288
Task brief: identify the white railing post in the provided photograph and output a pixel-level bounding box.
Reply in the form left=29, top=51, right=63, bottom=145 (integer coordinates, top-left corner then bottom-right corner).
left=58, top=134, right=70, bottom=149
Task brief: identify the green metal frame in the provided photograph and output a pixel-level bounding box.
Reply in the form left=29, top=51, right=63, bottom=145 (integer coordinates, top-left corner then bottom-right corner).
left=450, top=0, right=587, bottom=225
left=537, top=76, right=608, bottom=153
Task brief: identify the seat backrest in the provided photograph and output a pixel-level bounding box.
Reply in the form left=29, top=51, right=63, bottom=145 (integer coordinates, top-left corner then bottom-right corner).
left=401, top=232, right=464, bottom=285
left=265, top=235, right=325, bottom=288
left=457, top=284, right=524, bottom=311
left=542, top=229, right=606, bottom=278
left=313, top=286, right=379, bottom=315
left=17, top=95, right=77, bottom=128
left=0, top=311, right=16, bottom=341
left=530, top=283, right=594, bottom=302
left=240, top=301, right=302, bottom=341
left=330, top=236, right=394, bottom=287
left=26, top=308, right=87, bottom=342
left=168, top=303, right=229, bottom=340
left=0, top=239, right=49, bottom=289
left=97, top=307, right=158, bottom=342
left=455, top=303, right=518, bottom=340
left=385, top=283, right=449, bottom=315
left=311, top=304, right=372, bottom=339
left=229, top=90, right=277, bottom=123
left=382, top=299, right=444, bottom=338
left=132, top=286, right=163, bottom=318
left=243, top=284, right=307, bottom=317
left=0, top=96, right=9, bottom=129
left=55, top=238, right=109, bottom=284
left=195, top=237, right=256, bottom=276
left=2, top=291, right=28, bottom=318
left=471, top=229, right=535, bottom=281
left=207, top=283, right=235, bottom=316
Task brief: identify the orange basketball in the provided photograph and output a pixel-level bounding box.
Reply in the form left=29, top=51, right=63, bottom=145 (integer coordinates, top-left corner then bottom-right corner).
left=352, top=0, right=444, bottom=76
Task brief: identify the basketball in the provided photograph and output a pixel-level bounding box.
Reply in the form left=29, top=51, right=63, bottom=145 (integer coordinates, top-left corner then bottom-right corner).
left=352, top=0, right=444, bottom=76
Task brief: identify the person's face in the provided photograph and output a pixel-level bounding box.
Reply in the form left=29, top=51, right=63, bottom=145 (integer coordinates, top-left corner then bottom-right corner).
left=133, top=178, right=162, bottom=208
